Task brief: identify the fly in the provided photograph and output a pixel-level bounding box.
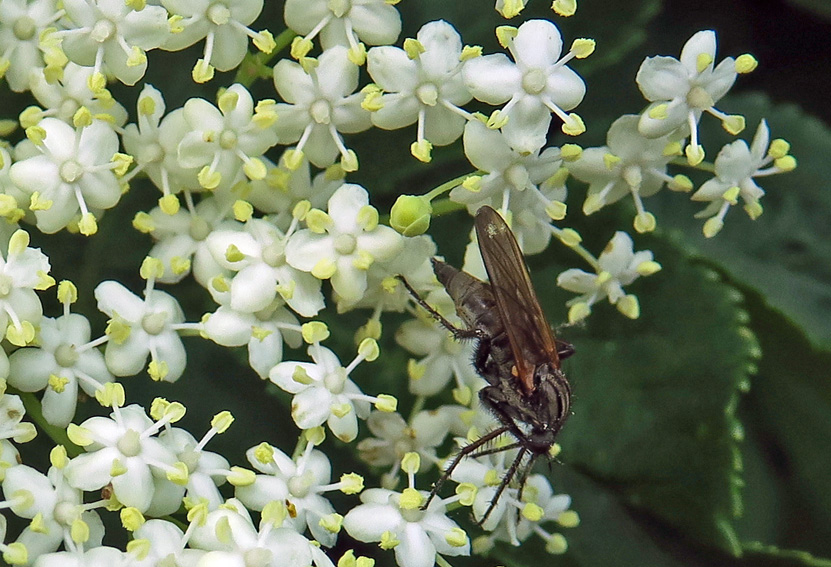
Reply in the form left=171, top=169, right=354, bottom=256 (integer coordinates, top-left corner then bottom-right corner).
left=398, top=205, right=573, bottom=524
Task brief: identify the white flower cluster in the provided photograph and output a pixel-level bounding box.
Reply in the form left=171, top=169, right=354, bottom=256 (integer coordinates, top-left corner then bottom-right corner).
left=0, top=1, right=797, bottom=566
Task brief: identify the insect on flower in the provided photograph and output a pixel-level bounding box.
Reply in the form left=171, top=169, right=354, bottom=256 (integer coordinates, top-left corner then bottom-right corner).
left=398, top=205, right=574, bottom=524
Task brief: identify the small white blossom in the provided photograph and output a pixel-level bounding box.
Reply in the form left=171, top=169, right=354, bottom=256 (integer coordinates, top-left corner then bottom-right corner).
left=57, top=0, right=170, bottom=85
left=0, top=394, right=33, bottom=445
left=269, top=344, right=377, bottom=442
left=94, top=281, right=188, bottom=382
left=202, top=290, right=302, bottom=379
left=691, top=119, right=792, bottom=237
left=285, top=183, right=402, bottom=307
left=236, top=442, right=350, bottom=546
left=557, top=231, right=659, bottom=321
left=33, top=546, right=129, bottom=567
left=10, top=117, right=123, bottom=235
left=343, top=474, right=470, bottom=567
left=132, top=519, right=206, bottom=567
left=188, top=498, right=317, bottom=567
left=162, top=0, right=269, bottom=78
left=636, top=30, right=739, bottom=161
left=0, top=0, right=62, bottom=92
left=464, top=19, right=586, bottom=153
left=176, top=84, right=279, bottom=191
left=2, top=463, right=105, bottom=562
left=157, top=427, right=230, bottom=510
left=567, top=114, right=678, bottom=231
left=28, top=64, right=129, bottom=126
left=207, top=218, right=325, bottom=318
left=8, top=314, right=114, bottom=427
left=121, top=84, right=202, bottom=196
left=63, top=404, right=180, bottom=512
left=284, top=0, right=401, bottom=52
left=272, top=46, right=371, bottom=169
left=366, top=20, right=472, bottom=157
left=0, top=229, right=50, bottom=346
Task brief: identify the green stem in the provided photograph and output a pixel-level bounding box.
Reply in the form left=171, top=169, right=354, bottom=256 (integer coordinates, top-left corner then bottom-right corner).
left=425, top=172, right=479, bottom=202
left=670, top=156, right=715, bottom=173
left=16, top=391, right=83, bottom=458
left=235, top=28, right=297, bottom=88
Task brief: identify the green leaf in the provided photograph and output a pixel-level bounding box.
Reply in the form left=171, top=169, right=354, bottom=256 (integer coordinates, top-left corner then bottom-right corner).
left=649, top=93, right=831, bottom=350
left=550, top=233, right=756, bottom=554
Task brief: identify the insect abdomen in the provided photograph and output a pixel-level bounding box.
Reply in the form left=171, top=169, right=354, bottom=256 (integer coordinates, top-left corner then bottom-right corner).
left=431, top=259, right=503, bottom=333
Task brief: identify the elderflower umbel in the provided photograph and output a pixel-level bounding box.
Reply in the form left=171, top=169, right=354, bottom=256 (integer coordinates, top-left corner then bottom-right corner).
left=567, top=114, right=682, bottom=233
left=557, top=231, right=661, bottom=321
left=10, top=117, right=124, bottom=236
left=56, top=0, right=170, bottom=86
left=343, top=453, right=470, bottom=567
left=366, top=20, right=473, bottom=161
left=272, top=46, right=371, bottom=169
left=636, top=30, right=746, bottom=164
left=463, top=19, right=588, bottom=153
left=285, top=183, right=402, bottom=307
left=691, top=119, right=795, bottom=237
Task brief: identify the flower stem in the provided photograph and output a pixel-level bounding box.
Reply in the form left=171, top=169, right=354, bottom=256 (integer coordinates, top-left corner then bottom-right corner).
left=16, top=391, right=83, bottom=458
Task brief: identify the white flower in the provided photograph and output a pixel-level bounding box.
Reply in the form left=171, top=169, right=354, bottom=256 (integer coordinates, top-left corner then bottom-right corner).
left=162, top=0, right=268, bottom=76
left=63, top=404, right=180, bottom=512
left=132, top=519, right=206, bottom=567
left=10, top=117, right=123, bottom=235
left=33, top=546, right=129, bottom=567
left=8, top=314, right=114, bottom=427
left=691, top=119, right=790, bottom=237
left=157, top=427, right=230, bottom=510
left=188, top=498, right=316, bottom=567
left=463, top=19, right=586, bottom=153
left=272, top=46, right=371, bottom=169
left=121, top=84, right=202, bottom=196
left=269, top=344, right=375, bottom=442
left=0, top=0, right=62, bottom=92
left=567, top=114, right=678, bottom=231
left=367, top=20, right=472, bottom=155
left=636, top=30, right=739, bottom=159
left=0, top=394, right=33, bottom=444
left=0, top=229, right=50, bottom=346
left=343, top=486, right=470, bottom=567
left=557, top=232, right=659, bottom=320
left=395, top=316, right=481, bottom=397
left=206, top=218, right=325, bottom=318
left=28, top=64, right=129, bottom=126
left=2, top=464, right=105, bottom=562
left=58, top=0, right=170, bottom=85
left=245, top=151, right=342, bottom=231
left=236, top=443, right=347, bottom=546
left=95, top=281, right=188, bottom=382
left=284, top=0, right=401, bottom=52
left=177, top=84, right=279, bottom=191
left=357, top=408, right=460, bottom=483
left=202, top=292, right=302, bottom=379
left=285, top=183, right=402, bottom=307
left=140, top=195, right=234, bottom=285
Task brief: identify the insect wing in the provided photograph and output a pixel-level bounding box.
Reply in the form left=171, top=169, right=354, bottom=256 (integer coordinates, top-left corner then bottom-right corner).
left=474, top=206, right=559, bottom=392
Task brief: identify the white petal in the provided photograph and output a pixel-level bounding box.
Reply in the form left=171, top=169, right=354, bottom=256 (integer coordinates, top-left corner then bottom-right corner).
left=512, top=20, right=562, bottom=70
left=463, top=54, right=521, bottom=104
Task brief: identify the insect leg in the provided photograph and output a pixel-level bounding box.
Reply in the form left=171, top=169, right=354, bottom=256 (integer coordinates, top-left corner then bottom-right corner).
left=556, top=339, right=575, bottom=360
left=477, top=446, right=528, bottom=526
left=395, top=275, right=481, bottom=340
left=421, top=425, right=511, bottom=511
